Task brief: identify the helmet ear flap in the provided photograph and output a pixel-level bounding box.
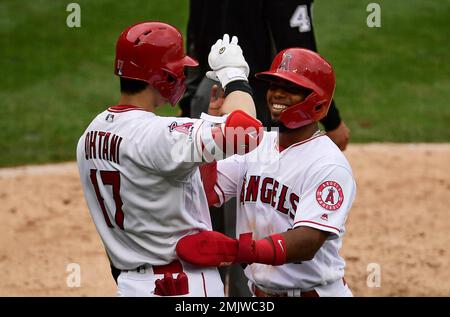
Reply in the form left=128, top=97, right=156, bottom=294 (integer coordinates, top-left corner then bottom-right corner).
left=279, top=92, right=330, bottom=129
left=308, top=93, right=329, bottom=119
left=164, top=70, right=177, bottom=85
left=152, top=68, right=186, bottom=105
left=314, top=103, right=324, bottom=113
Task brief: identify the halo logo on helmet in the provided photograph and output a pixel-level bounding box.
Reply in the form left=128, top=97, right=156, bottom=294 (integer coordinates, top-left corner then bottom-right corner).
left=114, top=21, right=198, bottom=105
left=256, top=48, right=336, bottom=129
left=278, top=53, right=292, bottom=72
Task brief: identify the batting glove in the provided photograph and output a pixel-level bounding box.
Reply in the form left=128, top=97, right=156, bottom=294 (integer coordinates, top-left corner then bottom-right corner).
left=206, top=34, right=250, bottom=88
left=154, top=272, right=189, bottom=296
left=176, top=231, right=286, bottom=267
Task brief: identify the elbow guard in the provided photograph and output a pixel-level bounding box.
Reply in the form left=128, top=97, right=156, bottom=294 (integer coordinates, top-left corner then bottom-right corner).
left=213, top=110, right=263, bottom=156
left=200, top=110, right=263, bottom=161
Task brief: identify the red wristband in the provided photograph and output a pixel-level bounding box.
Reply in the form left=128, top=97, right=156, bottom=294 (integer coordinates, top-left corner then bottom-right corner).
left=253, top=238, right=276, bottom=264
left=267, top=234, right=287, bottom=265
left=236, top=232, right=287, bottom=266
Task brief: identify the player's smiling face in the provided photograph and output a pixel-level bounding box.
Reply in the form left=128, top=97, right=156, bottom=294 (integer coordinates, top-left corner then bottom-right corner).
left=266, top=78, right=310, bottom=122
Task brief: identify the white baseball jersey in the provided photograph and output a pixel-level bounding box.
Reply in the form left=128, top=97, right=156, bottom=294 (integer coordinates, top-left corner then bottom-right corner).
left=214, top=131, right=356, bottom=291
left=76, top=105, right=222, bottom=270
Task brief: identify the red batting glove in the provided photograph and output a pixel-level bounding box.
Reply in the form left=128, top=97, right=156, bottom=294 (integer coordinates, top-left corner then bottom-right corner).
left=176, top=231, right=286, bottom=267
left=176, top=231, right=239, bottom=266
left=154, top=272, right=189, bottom=296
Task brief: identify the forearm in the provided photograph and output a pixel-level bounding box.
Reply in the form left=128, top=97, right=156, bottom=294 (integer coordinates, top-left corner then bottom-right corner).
left=176, top=226, right=329, bottom=267
left=222, top=91, right=256, bottom=118
left=281, top=226, right=329, bottom=262
left=177, top=231, right=286, bottom=267
left=239, top=226, right=328, bottom=265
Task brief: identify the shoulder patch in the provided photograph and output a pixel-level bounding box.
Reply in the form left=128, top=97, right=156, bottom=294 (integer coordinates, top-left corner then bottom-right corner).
left=168, top=121, right=194, bottom=135
left=316, top=181, right=344, bottom=211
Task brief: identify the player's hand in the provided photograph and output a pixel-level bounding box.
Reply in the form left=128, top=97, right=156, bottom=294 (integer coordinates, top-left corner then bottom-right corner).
left=208, top=85, right=225, bottom=116
left=206, top=34, right=249, bottom=88
left=154, top=272, right=189, bottom=296
left=326, top=121, right=350, bottom=151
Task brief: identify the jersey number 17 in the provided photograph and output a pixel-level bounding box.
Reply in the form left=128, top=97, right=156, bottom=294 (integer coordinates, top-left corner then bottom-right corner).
left=89, top=169, right=125, bottom=229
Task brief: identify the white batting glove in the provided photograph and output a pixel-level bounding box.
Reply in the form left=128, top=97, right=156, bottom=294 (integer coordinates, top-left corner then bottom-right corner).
left=206, top=34, right=250, bottom=88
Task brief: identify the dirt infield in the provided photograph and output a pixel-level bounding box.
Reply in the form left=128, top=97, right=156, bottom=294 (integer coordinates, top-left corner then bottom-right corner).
left=0, top=144, right=449, bottom=296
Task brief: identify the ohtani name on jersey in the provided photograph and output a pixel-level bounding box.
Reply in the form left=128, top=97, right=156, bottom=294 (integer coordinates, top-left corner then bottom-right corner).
left=84, top=130, right=123, bottom=164
left=240, top=175, right=299, bottom=220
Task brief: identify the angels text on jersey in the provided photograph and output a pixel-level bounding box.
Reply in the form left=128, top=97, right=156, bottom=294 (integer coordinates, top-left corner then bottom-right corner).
left=239, top=174, right=299, bottom=221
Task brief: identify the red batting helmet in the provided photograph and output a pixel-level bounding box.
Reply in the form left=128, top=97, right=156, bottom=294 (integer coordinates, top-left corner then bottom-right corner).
left=114, top=21, right=198, bottom=105
left=256, top=48, right=335, bottom=129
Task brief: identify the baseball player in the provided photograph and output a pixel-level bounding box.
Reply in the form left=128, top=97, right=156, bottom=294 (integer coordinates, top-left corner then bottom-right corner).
left=76, top=21, right=262, bottom=297
left=182, top=0, right=350, bottom=151
left=182, top=0, right=351, bottom=296
left=176, top=48, right=356, bottom=297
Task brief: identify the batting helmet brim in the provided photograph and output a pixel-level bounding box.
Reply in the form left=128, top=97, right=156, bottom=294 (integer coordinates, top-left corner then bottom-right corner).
left=182, top=55, right=199, bottom=67
left=255, top=71, right=324, bottom=97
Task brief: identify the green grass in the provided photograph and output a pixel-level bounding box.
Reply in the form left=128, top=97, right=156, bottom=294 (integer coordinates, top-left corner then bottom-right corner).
left=314, top=0, right=450, bottom=142
left=0, top=0, right=185, bottom=166
left=0, top=0, right=449, bottom=166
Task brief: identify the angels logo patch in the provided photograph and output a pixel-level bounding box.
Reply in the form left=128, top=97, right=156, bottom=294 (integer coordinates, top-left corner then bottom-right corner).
left=168, top=122, right=194, bottom=135
left=278, top=52, right=292, bottom=72
left=316, top=181, right=344, bottom=211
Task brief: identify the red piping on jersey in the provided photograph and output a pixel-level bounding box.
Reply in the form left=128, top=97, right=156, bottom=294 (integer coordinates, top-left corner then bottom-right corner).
left=201, top=272, right=208, bottom=297
left=215, top=183, right=225, bottom=204
left=294, top=220, right=340, bottom=233
left=199, top=161, right=219, bottom=206
left=107, top=105, right=145, bottom=113
left=196, top=120, right=205, bottom=155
